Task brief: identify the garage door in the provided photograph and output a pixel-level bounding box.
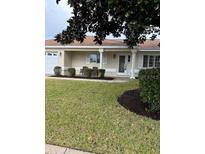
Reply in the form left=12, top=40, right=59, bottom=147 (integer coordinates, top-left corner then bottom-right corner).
left=45, top=52, right=59, bottom=75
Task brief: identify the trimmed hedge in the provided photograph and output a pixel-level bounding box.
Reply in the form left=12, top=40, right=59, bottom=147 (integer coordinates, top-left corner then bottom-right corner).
left=138, top=68, right=160, bottom=112
left=67, top=68, right=76, bottom=77
left=83, top=68, right=92, bottom=78
left=98, top=69, right=105, bottom=78
left=91, top=67, right=98, bottom=77
left=53, top=66, right=62, bottom=76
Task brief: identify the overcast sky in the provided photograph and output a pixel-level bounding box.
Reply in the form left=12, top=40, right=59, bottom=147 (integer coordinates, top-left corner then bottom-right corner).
left=45, top=0, right=71, bottom=39
left=45, top=0, right=126, bottom=40
left=45, top=0, right=159, bottom=40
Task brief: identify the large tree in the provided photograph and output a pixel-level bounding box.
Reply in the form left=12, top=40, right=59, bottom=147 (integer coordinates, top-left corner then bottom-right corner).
left=55, top=0, right=160, bottom=48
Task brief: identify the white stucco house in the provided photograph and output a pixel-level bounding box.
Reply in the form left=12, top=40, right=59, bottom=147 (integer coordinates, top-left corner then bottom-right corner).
left=45, top=36, right=160, bottom=78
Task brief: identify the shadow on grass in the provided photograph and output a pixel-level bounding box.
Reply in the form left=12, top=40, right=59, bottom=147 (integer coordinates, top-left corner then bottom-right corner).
left=50, top=75, right=114, bottom=80
left=117, top=89, right=160, bottom=120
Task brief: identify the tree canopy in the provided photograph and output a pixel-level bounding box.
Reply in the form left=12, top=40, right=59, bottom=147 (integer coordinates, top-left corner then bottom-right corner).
left=55, top=0, right=160, bottom=48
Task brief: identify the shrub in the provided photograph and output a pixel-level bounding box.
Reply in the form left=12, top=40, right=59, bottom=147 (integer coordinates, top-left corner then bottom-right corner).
left=83, top=68, right=92, bottom=78
left=80, top=66, right=88, bottom=75
left=138, top=68, right=160, bottom=112
left=53, top=66, right=62, bottom=76
left=67, top=68, right=76, bottom=77
left=98, top=69, right=105, bottom=78
left=91, top=67, right=98, bottom=77
left=82, top=66, right=88, bottom=69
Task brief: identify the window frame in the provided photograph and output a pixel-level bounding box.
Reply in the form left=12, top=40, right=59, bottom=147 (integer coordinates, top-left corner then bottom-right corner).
left=143, top=55, right=160, bottom=68
left=155, top=56, right=160, bottom=68
left=88, top=53, right=100, bottom=64
left=46, top=51, right=58, bottom=56
left=47, top=53, right=52, bottom=56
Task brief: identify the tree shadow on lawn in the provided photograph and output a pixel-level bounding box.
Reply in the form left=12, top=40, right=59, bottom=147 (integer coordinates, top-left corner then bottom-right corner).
left=117, top=89, right=160, bottom=120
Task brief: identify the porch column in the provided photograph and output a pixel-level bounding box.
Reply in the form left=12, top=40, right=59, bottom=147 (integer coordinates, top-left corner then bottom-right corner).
left=60, top=50, right=65, bottom=75
left=99, top=48, right=104, bottom=69
left=130, top=48, right=137, bottom=79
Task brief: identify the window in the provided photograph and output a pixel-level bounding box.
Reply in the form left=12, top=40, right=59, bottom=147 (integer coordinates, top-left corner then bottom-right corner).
left=155, top=56, right=160, bottom=68
left=143, top=55, right=148, bottom=67
left=143, top=55, right=160, bottom=68
left=47, top=53, right=52, bottom=56
left=89, top=54, right=100, bottom=63
left=149, top=56, right=154, bottom=67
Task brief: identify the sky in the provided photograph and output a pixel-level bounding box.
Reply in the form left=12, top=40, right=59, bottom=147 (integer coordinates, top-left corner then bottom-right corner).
left=45, top=0, right=72, bottom=39
left=45, top=0, right=159, bottom=40
left=45, top=0, right=125, bottom=40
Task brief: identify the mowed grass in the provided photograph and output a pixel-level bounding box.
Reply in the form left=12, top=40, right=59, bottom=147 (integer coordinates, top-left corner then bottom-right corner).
left=45, top=79, right=160, bottom=154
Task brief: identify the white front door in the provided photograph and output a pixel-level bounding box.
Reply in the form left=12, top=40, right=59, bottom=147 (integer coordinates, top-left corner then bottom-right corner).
left=45, top=52, right=59, bottom=75
left=118, top=55, right=128, bottom=75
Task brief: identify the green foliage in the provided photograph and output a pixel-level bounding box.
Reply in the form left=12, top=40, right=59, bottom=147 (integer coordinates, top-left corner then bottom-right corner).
left=67, top=68, right=76, bottom=77
left=55, top=0, right=160, bottom=48
left=138, top=68, right=160, bottom=112
left=53, top=66, right=62, bottom=76
left=46, top=79, right=159, bottom=154
left=83, top=68, right=92, bottom=78
left=82, top=66, right=88, bottom=69
left=98, top=69, right=105, bottom=78
left=81, top=66, right=88, bottom=76
left=91, top=67, right=98, bottom=77
left=80, top=67, right=105, bottom=78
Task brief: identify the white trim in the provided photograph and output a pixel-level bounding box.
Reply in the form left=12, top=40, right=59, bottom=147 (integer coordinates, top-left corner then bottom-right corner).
left=130, top=49, right=137, bottom=79
left=99, top=48, right=104, bottom=52
left=45, top=51, right=59, bottom=56
left=105, top=68, right=116, bottom=73
left=45, top=46, right=159, bottom=53
left=99, top=48, right=104, bottom=69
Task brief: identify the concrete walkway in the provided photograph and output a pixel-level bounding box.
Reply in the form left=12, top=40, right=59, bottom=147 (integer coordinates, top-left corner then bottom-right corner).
left=45, top=76, right=130, bottom=83
left=45, top=144, right=93, bottom=154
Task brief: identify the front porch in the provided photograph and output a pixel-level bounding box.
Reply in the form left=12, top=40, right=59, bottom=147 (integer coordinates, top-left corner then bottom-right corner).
left=59, top=48, right=138, bottom=78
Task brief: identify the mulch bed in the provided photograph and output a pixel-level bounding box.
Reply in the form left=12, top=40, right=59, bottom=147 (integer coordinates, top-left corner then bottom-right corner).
left=49, top=75, right=114, bottom=80
left=117, top=89, right=160, bottom=120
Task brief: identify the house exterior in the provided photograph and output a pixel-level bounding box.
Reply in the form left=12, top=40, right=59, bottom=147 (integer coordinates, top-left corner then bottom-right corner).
left=45, top=36, right=160, bottom=78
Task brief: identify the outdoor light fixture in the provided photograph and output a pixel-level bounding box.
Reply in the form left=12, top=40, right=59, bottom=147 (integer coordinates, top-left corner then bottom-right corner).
left=113, top=54, right=116, bottom=59
left=59, top=52, right=62, bottom=56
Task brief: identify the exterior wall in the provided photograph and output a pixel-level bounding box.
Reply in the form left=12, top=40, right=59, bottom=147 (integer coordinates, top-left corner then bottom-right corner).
left=71, top=51, right=100, bottom=74
left=103, top=52, right=118, bottom=76
left=71, top=51, right=99, bottom=67
left=64, top=51, right=72, bottom=67
left=135, top=51, right=160, bottom=70
left=104, top=52, right=132, bottom=76
left=69, top=51, right=133, bottom=76
left=45, top=48, right=160, bottom=77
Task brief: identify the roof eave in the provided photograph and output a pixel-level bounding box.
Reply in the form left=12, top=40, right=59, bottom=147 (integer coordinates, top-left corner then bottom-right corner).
left=45, top=45, right=134, bottom=49
left=45, top=45, right=160, bottom=51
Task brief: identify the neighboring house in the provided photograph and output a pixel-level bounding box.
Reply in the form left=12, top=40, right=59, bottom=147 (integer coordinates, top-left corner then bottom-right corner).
left=45, top=36, right=160, bottom=78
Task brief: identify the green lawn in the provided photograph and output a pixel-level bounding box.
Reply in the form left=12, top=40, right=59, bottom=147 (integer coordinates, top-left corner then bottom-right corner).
left=46, top=79, right=160, bottom=154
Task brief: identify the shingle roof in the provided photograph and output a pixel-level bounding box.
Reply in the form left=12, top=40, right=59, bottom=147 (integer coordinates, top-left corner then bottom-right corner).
left=45, top=36, right=160, bottom=50
left=138, top=39, right=160, bottom=50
